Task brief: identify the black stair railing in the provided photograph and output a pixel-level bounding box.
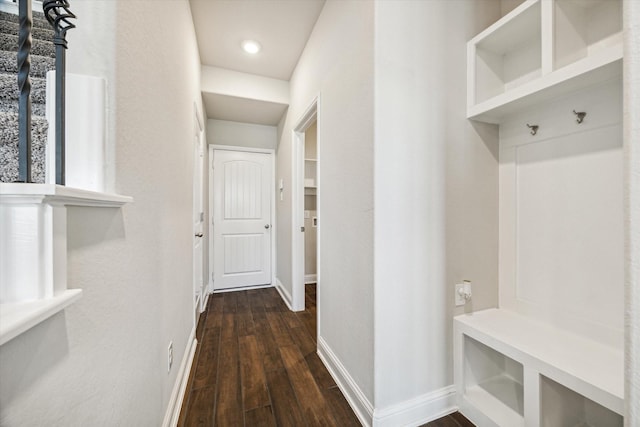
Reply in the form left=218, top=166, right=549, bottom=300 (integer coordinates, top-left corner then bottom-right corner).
left=16, top=0, right=75, bottom=185
left=43, top=0, right=75, bottom=186
left=17, top=0, right=33, bottom=182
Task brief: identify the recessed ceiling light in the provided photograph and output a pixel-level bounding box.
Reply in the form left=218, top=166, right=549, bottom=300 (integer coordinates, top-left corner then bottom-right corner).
left=241, top=40, right=261, bottom=55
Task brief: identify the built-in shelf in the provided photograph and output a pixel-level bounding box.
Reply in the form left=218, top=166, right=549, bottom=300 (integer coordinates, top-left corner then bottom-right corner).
left=540, top=375, right=623, bottom=427
left=467, top=0, right=622, bottom=123
left=0, top=289, right=82, bottom=345
left=0, top=183, right=132, bottom=345
left=304, top=158, right=317, bottom=193
left=463, top=334, right=525, bottom=427
left=465, top=382, right=524, bottom=427
left=455, top=309, right=623, bottom=426
left=0, top=183, right=133, bottom=206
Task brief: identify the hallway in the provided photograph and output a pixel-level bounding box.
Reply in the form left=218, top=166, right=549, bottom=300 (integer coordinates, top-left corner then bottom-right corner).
left=178, top=286, right=475, bottom=427
left=178, top=285, right=360, bottom=426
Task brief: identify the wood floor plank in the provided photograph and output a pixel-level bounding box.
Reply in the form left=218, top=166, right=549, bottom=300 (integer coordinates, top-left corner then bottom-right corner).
left=449, top=412, right=476, bottom=427
left=205, top=295, right=224, bottom=330
left=289, top=325, right=316, bottom=357
left=207, top=294, right=223, bottom=313
left=223, top=291, right=238, bottom=313
left=263, top=287, right=287, bottom=312
left=297, top=310, right=316, bottom=340
left=195, top=310, right=207, bottom=342
left=265, top=368, right=307, bottom=427
left=237, top=291, right=251, bottom=313
left=236, top=311, right=256, bottom=338
left=238, top=335, right=271, bottom=411
left=181, top=386, right=215, bottom=427
left=247, top=289, right=266, bottom=314
left=214, top=315, right=243, bottom=426
left=266, top=312, right=295, bottom=347
left=423, top=415, right=461, bottom=427
left=280, top=309, right=303, bottom=329
left=253, top=310, right=285, bottom=373
left=191, top=326, right=220, bottom=390
left=220, top=313, right=236, bottom=341
left=244, top=405, right=277, bottom=427
left=305, top=352, right=336, bottom=390
left=325, top=386, right=361, bottom=426
left=280, top=344, right=337, bottom=426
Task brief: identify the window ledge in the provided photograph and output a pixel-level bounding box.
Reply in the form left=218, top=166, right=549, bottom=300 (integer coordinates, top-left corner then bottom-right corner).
left=0, top=289, right=82, bottom=345
left=0, top=183, right=133, bottom=207
left=0, top=184, right=131, bottom=345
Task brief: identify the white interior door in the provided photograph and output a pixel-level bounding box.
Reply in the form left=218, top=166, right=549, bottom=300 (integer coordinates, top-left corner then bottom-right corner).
left=213, top=150, right=272, bottom=290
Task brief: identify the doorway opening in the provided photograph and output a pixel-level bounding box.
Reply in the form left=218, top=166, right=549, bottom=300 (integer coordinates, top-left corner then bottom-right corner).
left=292, top=97, right=319, bottom=314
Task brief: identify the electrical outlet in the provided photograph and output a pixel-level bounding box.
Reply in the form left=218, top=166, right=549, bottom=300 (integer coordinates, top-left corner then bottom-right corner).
left=455, top=283, right=466, bottom=306
left=167, top=341, right=173, bottom=373
left=455, top=280, right=472, bottom=306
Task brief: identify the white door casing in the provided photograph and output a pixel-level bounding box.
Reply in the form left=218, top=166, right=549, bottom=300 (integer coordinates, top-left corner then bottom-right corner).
left=213, top=150, right=272, bottom=290
left=193, top=106, right=205, bottom=317
left=292, top=97, right=319, bottom=312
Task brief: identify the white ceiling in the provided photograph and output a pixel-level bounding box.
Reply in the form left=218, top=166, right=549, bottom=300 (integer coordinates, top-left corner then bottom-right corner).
left=190, top=0, right=325, bottom=125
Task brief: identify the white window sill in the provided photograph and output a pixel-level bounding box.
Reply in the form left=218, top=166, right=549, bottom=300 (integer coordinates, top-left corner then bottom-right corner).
left=0, top=183, right=133, bottom=207
left=0, top=184, right=132, bottom=345
left=0, top=289, right=82, bottom=345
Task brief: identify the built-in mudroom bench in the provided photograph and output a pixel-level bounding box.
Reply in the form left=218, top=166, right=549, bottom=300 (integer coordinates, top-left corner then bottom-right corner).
left=455, top=0, right=624, bottom=425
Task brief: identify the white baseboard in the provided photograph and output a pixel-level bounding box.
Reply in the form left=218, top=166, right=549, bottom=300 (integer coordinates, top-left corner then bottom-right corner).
left=162, top=329, right=198, bottom=427
left=317, top=336, right=374, bottom=426
left=317, top=336, right=457, bottom=427
left=304, top=274, right=317, bottom=284
left=201, top=292, right=210, bottom=313
left=372, top=386, right=457, bottom=427
left=212, top=283, right=273, bottom=293
left=274, top=278, right=294, bottom=311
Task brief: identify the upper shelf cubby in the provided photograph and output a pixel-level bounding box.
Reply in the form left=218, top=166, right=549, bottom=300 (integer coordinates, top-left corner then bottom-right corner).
left=554, top=0, right=622, bottom=70
left=467, top=0, right=622, bottom=124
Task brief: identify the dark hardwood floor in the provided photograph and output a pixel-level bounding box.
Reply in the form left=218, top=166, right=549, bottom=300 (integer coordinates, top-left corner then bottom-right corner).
left=178, top=285, right=474, bottom=427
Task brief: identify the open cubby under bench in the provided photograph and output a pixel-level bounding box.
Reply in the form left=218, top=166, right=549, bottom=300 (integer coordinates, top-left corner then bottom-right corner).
left=454, top=309, right=623, bottom=427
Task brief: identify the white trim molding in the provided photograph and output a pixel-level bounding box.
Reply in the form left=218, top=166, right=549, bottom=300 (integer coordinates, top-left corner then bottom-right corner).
left=213, top=284, right=273, bottom=294
left=292, top=95, right=320, bottom=313
left=0, top=184, right=132, bottom=345
left=274, top=278, right=294, bottom=311
left=372, top=386, right=457, bottom=427
left=317, top=336, right=374, bottom=426
left=304, top=274, right=317, bottom=284
left=163, top=328, right=198, bottom=427
left=317, top=335, right=457, bottom=427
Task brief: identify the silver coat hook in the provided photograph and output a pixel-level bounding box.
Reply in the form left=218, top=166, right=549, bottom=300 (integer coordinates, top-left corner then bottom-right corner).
left=526, top=124, right=539, bottom=136
left=573, top=110, right=586, bottom=124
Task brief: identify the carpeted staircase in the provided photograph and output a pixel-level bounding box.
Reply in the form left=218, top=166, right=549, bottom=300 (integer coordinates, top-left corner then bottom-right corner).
left=0, top=8, right=55, bottom=183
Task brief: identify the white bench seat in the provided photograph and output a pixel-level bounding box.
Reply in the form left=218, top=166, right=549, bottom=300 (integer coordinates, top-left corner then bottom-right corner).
left=454, top=308, right=624, bottom=426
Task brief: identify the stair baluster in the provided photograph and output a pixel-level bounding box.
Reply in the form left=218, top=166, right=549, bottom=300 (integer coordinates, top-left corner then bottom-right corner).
left=17, top=0, right=32, bottom=183
left=42, top=0, right=74, bottom=186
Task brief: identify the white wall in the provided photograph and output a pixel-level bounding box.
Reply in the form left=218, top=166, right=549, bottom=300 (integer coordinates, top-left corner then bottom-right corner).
left=207, top=119, right=277, bottom=150
left=0, top=0, right=203, bottom=424
left=201, top=65, right=289, bottom=105
left=500, top=0, right=525, bottom=16
left=373, top=0, right=500, bottom=416
left=624, top=0, right=640, bottom=424
left=276, top=0, right=375, bottom=404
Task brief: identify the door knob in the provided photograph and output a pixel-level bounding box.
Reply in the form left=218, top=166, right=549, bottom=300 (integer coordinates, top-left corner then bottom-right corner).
left=265, top=224, right=270, bottom=229
left=195, top=233, right=203, bottom=237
